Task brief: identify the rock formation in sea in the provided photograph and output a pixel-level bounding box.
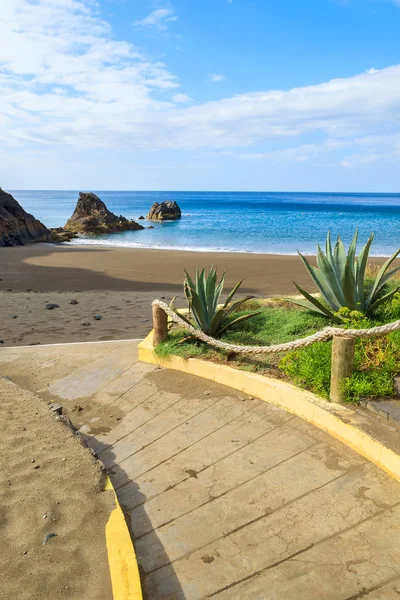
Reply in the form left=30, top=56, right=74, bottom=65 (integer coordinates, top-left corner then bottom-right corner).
left=0, top=188, right=53, bottom=247
left=146, top=201, right=181, bottom=221
left=49, top=227, right=79, bottom=243
left=64, top=192, right=144, bottom=234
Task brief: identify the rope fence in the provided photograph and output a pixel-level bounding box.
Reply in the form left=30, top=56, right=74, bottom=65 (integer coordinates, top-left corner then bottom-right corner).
left=152, top=299, right=400, bottom=354
left=151, top=299, right=400, bottom=404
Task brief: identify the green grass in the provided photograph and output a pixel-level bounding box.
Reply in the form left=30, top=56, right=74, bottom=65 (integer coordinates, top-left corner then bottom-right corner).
left=155, top=287, right=400, bottom=403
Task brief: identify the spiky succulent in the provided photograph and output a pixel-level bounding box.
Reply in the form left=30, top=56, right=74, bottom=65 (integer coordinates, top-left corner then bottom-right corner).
left=292, top=231, right=400, bottom=319
left=176, top=266, right=259, bottom=337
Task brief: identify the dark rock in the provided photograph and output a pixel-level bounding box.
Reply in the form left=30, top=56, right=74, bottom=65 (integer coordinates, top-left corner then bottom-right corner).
left=138, top=215, right=145, bottom=220
left=0, top=340, right=4, bottom=344
left=46, top=303, right=59, bottom=310
left=148, top=226, right=154, bottom=229
left=12, top=315, right=17, bottom=319
left=49, top=227, right=79, bottom=242
left=81, top=320, right=91, bottom=326
left=70, top=299, right=78, bottom=305
left=0, top=188, right=53, bottom=247
left=64, top=192, right=144, bottom=235
left=146, top=201, right=181, bottom=221
left=94, top=315, right=102, bottom=320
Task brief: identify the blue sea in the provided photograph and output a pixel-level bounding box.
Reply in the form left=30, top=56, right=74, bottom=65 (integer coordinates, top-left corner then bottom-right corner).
left=10, top=190, right=400, bottom=256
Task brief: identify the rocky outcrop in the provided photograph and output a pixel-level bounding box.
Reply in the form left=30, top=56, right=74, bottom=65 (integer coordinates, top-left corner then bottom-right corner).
left=49, top=227, right=79, bottom=242
left=0, top=188, right=53, bottom=247
left=146, top=201, right=181, bottom=221
left=64, top=192, right=144, bottom=234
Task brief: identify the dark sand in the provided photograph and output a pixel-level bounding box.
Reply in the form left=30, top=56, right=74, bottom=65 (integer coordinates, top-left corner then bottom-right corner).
left=0, top=244, right=394, bottom=346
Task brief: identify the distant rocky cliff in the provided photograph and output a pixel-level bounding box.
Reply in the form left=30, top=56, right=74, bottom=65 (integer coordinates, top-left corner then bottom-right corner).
left=0, top=188, right=53, bottom=247
left=147, top=201, right=181, bottom=221
left=64, top=192, right=144, bottom=234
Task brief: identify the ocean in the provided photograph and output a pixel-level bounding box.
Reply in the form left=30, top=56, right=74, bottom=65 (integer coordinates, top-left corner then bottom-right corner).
left=10, top=190, right=400, bottom=256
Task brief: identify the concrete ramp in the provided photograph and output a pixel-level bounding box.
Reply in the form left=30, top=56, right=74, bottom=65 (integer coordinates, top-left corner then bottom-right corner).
left=1, top=341, right=400, bottom=599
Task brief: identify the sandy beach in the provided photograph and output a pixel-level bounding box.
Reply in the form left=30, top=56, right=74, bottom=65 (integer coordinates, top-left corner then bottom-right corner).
left=0, top=376, right=113, bottom=600
left=0, top=243, right=395, bottom=347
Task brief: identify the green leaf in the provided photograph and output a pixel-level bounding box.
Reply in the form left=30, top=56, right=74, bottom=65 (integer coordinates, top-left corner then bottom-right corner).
left=366, top=248, right=400, bottom=308
left=325, top=230, right=334, bottom=265
left=209, top=309, right=227, bottom=336
left=334, top=236, right=347, bottom=282
left=355, top=233, right=374, bottom=307
left=366, top=285, right=400, bottom=315
left=315, top=245, right=345, bottom=308
left=184, top=269, right=195, bottom=295
left=182, top=267, right=259, bottom=337
left=292, top=283, right=336, bottom=318
left=347, top=230, right=358, bottom=270
left=298, top=251, right=340, bottom=310
left=190, top=290, right=210, bottom=331
left=223, top=278, right=243, bottom=308
left=168, top=306, right=194, bottom=328
left=341, top=257, right=357, bottom=309
left=288, top=297, right=333, bottom=317
left=205, top=267, right=218, bottom=320
left=225, top=295, right=255, bottom=315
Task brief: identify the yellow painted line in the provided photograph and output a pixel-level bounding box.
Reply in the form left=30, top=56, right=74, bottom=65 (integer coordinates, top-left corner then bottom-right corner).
left=105, top=478, right=143, bottom=600
left=139, top=331, right=400, bottom=483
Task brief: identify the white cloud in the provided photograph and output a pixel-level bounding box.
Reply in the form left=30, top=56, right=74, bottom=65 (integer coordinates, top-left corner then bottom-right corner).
left=134, top=8, right=177, bottom=31
left=172, top=93, right=192, bottom=103
left=341, top=154, right=381, bottom=168
left=1, top=0, right=400, bottom=171
left=209, top=73, right=226, bottom=82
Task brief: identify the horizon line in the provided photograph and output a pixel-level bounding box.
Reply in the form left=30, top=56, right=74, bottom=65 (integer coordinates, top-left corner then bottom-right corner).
left=6, top=189, right=400, bottom=195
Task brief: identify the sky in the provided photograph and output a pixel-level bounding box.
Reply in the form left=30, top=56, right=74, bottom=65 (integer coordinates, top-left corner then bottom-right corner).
left=1, top=0, right=400, bottom=192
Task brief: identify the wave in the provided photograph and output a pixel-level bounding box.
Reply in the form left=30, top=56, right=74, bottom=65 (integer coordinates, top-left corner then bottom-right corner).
left=62, top=238, right=392, bottom=257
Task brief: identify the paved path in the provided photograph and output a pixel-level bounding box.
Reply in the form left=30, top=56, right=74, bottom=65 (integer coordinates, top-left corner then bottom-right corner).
left=1, top=341, right=400, bottom=599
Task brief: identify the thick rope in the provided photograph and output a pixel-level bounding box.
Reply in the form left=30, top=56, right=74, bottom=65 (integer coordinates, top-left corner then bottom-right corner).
left=152, top=300, right=400, bottom=355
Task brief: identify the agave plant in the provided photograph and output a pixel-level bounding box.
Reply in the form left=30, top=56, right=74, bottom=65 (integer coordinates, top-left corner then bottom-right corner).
left=175, top=266, right=259, bottom=337
left=292, top=231, right=400, bottom=319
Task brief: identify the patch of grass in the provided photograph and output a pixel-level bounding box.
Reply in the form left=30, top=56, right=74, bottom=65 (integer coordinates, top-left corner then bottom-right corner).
left=343, top=369, right=394, bottom=401
left=155, top=287, right=400, bottom=403
left=154, top=329, right=213, bottom=360
left=279, top=342, right=332, bottom=399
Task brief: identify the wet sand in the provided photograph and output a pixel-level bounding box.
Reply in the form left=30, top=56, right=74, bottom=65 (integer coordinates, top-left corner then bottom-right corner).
left=0, top=244, right=393, bottom=347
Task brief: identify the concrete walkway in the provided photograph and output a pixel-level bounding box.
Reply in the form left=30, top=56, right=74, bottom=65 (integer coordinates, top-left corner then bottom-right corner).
left=1, top=341, right=400, bottom=599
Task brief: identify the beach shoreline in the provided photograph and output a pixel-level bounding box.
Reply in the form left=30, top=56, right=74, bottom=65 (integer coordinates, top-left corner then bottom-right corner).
left=0, top=243, right=396, bottom=347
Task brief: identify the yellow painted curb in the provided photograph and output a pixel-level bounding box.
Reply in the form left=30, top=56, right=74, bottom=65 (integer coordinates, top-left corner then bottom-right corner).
left=105, top=478, right=143, bottom=600
left=139, top=331, right=400, bottom=483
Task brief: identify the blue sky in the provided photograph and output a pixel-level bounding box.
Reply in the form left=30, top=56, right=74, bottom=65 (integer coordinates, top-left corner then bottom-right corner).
left=1, top=0, right=400, bottom=191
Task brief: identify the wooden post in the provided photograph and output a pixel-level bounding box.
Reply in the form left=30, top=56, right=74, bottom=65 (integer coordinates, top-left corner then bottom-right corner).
left=330, top=335, right=355, bottom=403
left=152, top=304, right=168, bottom=346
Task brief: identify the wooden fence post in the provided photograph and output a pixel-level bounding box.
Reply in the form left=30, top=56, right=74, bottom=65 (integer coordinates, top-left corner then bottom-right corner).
left=330, top=336, right=355, bottom=403
left=152, top=304, right=168, bottom=346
